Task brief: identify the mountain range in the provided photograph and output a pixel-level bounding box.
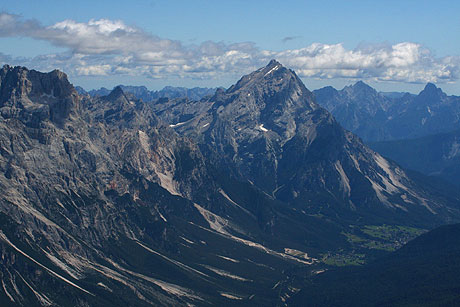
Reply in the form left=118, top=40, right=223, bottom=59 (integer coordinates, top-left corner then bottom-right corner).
left=0, top=62, right=460, bottom=306
left=314, top=81, right=460, bottom=142
left=76, top=85, right=218, bottom=102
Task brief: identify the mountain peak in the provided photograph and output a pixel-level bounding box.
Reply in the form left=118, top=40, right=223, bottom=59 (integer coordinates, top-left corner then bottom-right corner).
left=0, top=65, right=78, bottom=125
left=353, top=80, right=372, bottom=89
left=423, top=82, right=438, bottom=92
left=418, top=82, right=446, bottom=102
left=107, top=85, right=126, bottom=100
left=267, top=59, right=281, bottom=67
left=344, top=80, right=376, bottom=95
left=226, top=60, right=293, bottom=94
left=221, top=60, right=318, bottom=112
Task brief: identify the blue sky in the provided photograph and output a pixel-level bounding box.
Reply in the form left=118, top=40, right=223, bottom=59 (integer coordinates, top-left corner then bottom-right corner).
left=1, top=0, right=460, bottom=94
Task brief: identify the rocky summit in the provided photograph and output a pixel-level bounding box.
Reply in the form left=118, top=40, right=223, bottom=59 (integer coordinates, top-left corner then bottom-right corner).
left=0, top=62, right=460, bottom=306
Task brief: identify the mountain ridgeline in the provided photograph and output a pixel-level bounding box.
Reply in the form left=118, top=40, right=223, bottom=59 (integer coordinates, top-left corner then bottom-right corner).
left=77, top=84, right=219, bottom=102
left=314, top=81, right=460, bottom=142
left=0, top=62, right=459, bottom=306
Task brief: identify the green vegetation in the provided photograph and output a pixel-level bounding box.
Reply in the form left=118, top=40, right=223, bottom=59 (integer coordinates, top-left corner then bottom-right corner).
left=362, top=225, right=425, bottom=241
left=323, top=225, right=426, bottom=266
left=321, top=252, right=366, bottom=266
left=341, top=232, right=366, bottom=243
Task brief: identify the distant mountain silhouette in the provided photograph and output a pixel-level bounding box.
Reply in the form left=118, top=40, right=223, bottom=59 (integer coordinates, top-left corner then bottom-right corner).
left=314, top=81, right=460, bottom=142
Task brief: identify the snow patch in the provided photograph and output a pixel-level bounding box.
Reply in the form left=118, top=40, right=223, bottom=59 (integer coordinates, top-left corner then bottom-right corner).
left=264, top=65, right=280, bottom=76
left=257, top=124, right=269, bottom=132
left=169, top=122, right=186, bottom=128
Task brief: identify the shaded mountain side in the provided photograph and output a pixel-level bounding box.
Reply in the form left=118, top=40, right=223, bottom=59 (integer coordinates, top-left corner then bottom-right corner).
left=290, top=223, right=460, bottom=306
left=314, top=81, right=460, bottom=142
left=370, top=129, right=460, bottom=186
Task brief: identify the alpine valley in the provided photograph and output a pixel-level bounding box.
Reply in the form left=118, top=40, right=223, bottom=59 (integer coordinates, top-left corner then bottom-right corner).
left=1, top=61, right=460, bottom=306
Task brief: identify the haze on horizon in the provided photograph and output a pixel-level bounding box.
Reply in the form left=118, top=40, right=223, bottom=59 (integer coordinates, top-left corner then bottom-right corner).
left=1, top=0, right=459, bottom=95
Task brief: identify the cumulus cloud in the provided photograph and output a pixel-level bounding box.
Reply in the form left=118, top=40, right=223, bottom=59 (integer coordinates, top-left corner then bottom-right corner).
left=1, top=13, right=459, bottom=84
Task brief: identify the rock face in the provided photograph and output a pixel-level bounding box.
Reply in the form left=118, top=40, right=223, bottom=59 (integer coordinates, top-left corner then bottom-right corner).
left=0, top=63, right=459, bottom=306
left=0, top=65, right=79, bottom=128
left=314, top=81, right=460, bottom=142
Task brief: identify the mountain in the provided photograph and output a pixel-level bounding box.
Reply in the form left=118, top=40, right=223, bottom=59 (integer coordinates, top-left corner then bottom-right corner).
left=384, top=83, right=460, bottom=140
left=314, top=82, right=460, bottom=142
left=290, top=222, right=460, bottom=306
left=0, top=65, right=310, bottom=306
left=380, top=91, right=415, bottom=99
left=169, top=60, right=460, bottom=226
left=313, top=81, right=392, bottom=141
left=1, top=63, right=460, bottom=306
left=370, top=129, right=460, bottom=186
left=81, top=85, right=218, bottom=102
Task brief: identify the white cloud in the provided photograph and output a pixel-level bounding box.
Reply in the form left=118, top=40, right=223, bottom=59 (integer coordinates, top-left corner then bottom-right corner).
left=1, top=13, right=459, bottom=84
left=75, top=64, right=112, bottom=76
